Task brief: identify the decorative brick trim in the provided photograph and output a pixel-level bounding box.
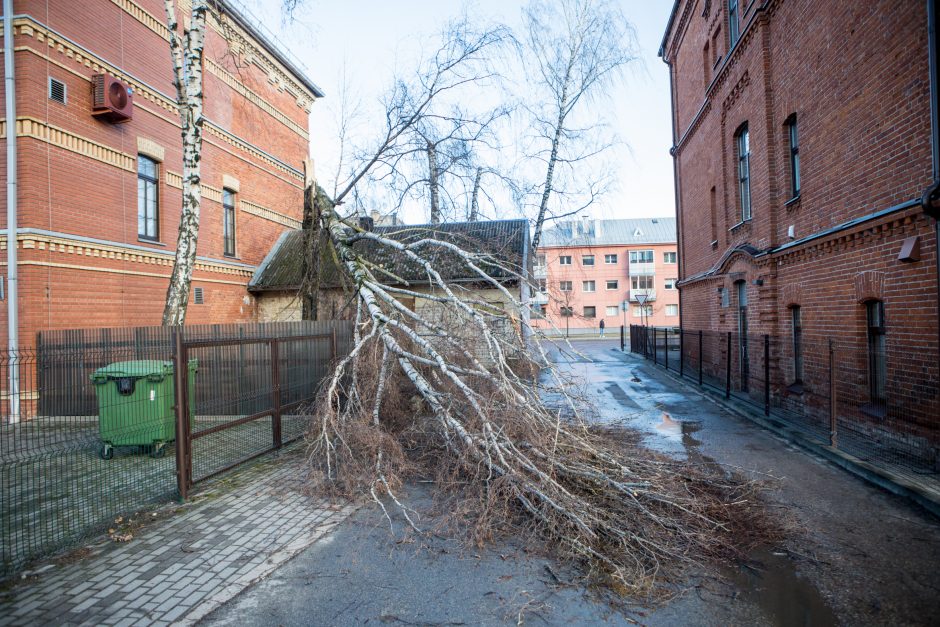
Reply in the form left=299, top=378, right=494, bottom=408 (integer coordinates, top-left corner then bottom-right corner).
left=137, top=136, right=166, bottom=162
left=222, top=174, right=240, bottom=192
left=240, top=200, right=302, bottom=228
left=1, top=117, right=135, bottom=171
left=854, top=271, right=885, bottom=303
left=109, top=0, right=171, bottom=40
left=1, top=232, right=254, bottom=279
left=781, top=282, right=803, bottom=307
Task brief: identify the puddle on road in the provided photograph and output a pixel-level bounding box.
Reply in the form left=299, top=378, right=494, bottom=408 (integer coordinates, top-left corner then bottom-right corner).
left=725, top=547, right=838, bottom=626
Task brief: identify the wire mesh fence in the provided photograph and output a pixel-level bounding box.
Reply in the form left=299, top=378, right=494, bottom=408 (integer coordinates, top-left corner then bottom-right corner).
left=629, top=325, right=940, bottom=490
left=1, top=320, right=351, bottom=578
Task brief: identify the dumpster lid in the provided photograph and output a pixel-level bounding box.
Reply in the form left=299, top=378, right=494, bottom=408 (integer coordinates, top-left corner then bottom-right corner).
left=93, top=360, right=174, bottom=378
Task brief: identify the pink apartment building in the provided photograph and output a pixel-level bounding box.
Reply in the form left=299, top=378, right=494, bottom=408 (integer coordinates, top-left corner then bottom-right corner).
left=533, top=218, right=680, bottom=335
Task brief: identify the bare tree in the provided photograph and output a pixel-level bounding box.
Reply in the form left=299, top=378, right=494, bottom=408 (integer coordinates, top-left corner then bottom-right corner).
left=161, top=0, right=209, bottom=325
left=521, top=0, right=638, bottom=251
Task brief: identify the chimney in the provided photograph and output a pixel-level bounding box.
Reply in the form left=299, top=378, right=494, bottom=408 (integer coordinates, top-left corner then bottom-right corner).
left=359, top=215, right=374, bottom=231
left=370, top=209, right=381, bottom=224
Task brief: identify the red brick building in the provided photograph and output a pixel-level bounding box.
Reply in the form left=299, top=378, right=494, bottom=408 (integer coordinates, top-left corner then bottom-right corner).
left=661, top=2, right=939, bottom=451
left=0, top=0, right=320, bottom=348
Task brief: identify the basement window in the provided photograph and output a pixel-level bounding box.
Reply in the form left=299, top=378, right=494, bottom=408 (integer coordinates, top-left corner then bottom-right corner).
left=49, top=77, right=67, bottom=104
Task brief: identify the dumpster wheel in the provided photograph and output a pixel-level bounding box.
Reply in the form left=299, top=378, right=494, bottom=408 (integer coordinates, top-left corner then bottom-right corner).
left=150, top=442, right=167, bottom=459
left=99, top=443, right=114, bottom=460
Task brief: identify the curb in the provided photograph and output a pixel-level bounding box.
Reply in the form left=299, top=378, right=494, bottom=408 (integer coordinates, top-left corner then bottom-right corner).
left=622, top=351, right=940, bottom=520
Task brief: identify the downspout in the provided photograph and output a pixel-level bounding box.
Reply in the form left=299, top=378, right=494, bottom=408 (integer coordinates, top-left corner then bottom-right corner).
left=3, top=0, right=19, bottom=422
left=662, top=47, right=682, bottom=335
left=926, top=0, right=940, bottom=372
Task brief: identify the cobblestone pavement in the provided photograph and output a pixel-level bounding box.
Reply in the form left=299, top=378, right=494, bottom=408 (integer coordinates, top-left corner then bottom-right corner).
left=0, top=447, right=355, bottom=626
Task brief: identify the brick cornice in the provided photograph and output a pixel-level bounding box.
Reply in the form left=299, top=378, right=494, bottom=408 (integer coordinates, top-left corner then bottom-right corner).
left=0, top=117, right=136, bottom=171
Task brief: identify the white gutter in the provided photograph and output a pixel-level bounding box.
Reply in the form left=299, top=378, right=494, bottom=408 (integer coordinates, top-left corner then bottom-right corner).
left=4, top=0, right=19, bottom=422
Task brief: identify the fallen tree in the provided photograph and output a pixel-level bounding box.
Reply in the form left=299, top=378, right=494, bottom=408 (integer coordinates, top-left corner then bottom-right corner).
left=302, top=14, right=776, bottom=599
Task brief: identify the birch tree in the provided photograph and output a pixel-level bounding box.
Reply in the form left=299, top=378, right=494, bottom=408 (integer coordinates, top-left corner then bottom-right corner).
left=162, top=0, right=209, bottom=325
left=522, top=0, right=638, bottom=251
left=295, top=15, right=774, bottom=599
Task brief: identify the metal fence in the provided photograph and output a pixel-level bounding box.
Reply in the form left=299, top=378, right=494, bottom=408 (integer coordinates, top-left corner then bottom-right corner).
left=1, top=320, right=352, bottom=578
left=630, top=325, right=940, bottom=488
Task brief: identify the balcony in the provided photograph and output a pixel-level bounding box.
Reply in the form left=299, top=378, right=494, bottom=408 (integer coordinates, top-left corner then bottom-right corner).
left=629, top=261, right=655, bottom=275
left=533, top=263, right=547, bottom=278
left=629, top=288, right=657, bottom=303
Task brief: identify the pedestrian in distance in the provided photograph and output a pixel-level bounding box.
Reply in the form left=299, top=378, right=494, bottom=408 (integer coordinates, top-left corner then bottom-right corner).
left=599, top=319, right=605, bottom=337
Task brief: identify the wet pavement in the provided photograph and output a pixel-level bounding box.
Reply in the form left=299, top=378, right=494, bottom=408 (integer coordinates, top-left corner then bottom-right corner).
left=206, top=340, right=940, bottom=626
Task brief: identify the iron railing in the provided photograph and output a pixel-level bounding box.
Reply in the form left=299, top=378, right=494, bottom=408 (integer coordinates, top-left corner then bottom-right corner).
left=630, top=325, right=940, bottom=489
left=1, top=320, right=351, bottom=578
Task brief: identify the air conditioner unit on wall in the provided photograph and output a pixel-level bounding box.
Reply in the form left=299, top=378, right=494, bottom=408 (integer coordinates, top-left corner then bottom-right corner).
left=91, top=73, right=133, bottom=123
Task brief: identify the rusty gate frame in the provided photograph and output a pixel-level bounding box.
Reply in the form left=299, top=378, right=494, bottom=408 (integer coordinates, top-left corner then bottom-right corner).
left=172, top=330, right=336, bottom=500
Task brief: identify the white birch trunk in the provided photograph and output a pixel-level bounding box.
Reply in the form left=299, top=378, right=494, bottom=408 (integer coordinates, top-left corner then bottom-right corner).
left=162, top=0, right=208, bottom=325
left=427, top=140, right=441, bottom=224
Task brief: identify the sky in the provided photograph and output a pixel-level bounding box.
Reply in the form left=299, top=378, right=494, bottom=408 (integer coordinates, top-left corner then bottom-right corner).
left=238, top=0, right=676, bottom=222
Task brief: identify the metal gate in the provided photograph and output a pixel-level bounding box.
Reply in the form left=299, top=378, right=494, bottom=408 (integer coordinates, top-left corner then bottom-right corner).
left=173, top=331, right=337, bottom=499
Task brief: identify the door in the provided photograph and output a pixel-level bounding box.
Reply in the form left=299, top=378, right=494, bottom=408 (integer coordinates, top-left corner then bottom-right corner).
left=736, top=281, right=749, bottom=392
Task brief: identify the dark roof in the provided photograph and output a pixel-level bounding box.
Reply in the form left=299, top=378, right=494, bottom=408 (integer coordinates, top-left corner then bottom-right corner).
left=249, top=219, right=532, bottom=292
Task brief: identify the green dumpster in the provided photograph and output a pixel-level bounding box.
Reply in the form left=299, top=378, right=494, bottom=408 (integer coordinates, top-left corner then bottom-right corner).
left=91, top=359, right=198, bottom=460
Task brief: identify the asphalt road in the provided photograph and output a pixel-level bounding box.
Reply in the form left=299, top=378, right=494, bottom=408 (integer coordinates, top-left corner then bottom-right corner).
left=203, top=340, right=940, bottom=626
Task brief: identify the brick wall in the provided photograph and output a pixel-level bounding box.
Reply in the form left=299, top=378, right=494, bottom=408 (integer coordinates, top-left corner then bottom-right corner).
left=0, top=0, right=317, bottom=348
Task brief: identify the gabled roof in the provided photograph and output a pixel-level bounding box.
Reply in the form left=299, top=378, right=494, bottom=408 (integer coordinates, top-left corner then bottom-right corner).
left=539, top=218, right=676, bottom=248
left=249, top=219, right=532, bottom=292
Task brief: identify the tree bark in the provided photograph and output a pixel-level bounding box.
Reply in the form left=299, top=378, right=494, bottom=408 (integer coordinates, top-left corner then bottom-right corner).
left=162, top=0, right=208, bottom=326
left=468, top=166, right=482, bottom=221
left=530, top=73, right=571, bottom=253
left=427, top=139, right=441, bottom=224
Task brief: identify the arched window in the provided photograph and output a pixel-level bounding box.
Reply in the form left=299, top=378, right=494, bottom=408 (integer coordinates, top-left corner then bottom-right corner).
left=790, top=305, right=803, bottom=385
left=866, top=300, right=886, bottom=405
left=735, top=124, right=751, bottom=221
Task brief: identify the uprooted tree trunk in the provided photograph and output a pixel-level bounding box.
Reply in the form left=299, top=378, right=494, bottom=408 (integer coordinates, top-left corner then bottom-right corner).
left=305, top=204, right=776, bottom=597
left=162, top=0, right=208, bottom=325
left=300, top=164, right=335, bottom=320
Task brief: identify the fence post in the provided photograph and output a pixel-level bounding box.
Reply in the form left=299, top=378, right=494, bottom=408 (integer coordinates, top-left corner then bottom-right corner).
left=271, top=338, right=282, bottom=449
left=829, top=339, right=838, bottom=448
left=764, top=334, right=770, bottom=416
left=331, top=326, right=338, bottom=362
left=620, top=325, right=625, bottom=352
left=661, top=329, right=666, bottom=369
left=653, top=328, right=658, bottom=365
left=173, top=329, right=190, bottom=501
left=698, top=330, right=703, bottom=386
left=725, top=331, right=732, bottom=399
left=679, top=330, right=684, bottom=377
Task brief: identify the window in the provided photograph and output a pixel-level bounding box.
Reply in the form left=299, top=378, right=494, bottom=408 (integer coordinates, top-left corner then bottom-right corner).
left=711, top=27, right=722, bottom=67
left=728, top=0, right=740, bottom=47
left=710, top=185, right=718, bottom=245
left=629, top=250, right=654, bottom=264
left=560, top=306, right=573, bottom=317
left=536, top=254, right=546, bottom=267
left=604, top=254, right=618, bottom=264
left=532, top=303, right=546, bottom=317
left=137, top=155, right=159, bottom=241
left=866, top=301, right=886, bottom=404
left=703, top=41, right=711, bottom=86
left=537, top=278, right=546, bottom=292
left=222, top=189, right=236, bottom=257
left=605, top=305, right=619, bottom=317
left=786, top=114, right=800, bottom=198
left=633, top=305, right=653, bottom=318
left=582, top=280, right=596, bottom=293
left=665, top=278, right=677, bottom=290
left=48, top=77, right=67, bottom=104
left=791, top=306, right=803, bottom=384
left=559, top=255, right=572, bottom=265
left=583, top=306, right=596, bottom=318
left=582, top=255, right=595, bottom=266
left=606, top=280, right=619, bottom=290
left=193, top=286, right=204, bottom=305
left=631, top=275, right=654, bottom=290
left=736, top=124, right=751, bottom=221
left=559, top=280, right=572, bottom=292
left=664, top=251, right=677, bottom=264
left=666, top=304, right=679, bottom=316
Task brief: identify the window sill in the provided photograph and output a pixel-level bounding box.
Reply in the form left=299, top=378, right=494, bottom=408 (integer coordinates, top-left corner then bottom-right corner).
left=860, top=402, right=887, bottom=420
left=728, top=219, right=751, bottom=233
left=786, top=382, right=804, bottom=395
left=223, top=254, right=240, bottom=261
left=138, top=238, right=165, bottom=246
left=784, top=195, right=801, bottom=208
left=710, top=239, right=719, bottom=249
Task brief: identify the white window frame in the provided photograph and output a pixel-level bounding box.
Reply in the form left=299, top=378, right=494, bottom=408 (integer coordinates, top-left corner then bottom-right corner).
left=583, top=306, right=596, bottom=318
left=582, top=280, right=596, bottom=293
left=666, top=304, right=679, bottom=316
left=665, top=278, right=677, bottom=290
left=605, top=280, right=618, bottom=291
left=631, top=275, right=654, bottom=290
left=604, top=254, right=618, bottom=264
left=605, top=305, right=619, bottom=317
left=629, top=250, right=654, bottom=264
left=582, top=255, right=595, bottom=266
left=559, top=255, right=572, bottom=265
left=664, top=251, right=677, bottom=264
left=559, top=281, right=572, bottom=292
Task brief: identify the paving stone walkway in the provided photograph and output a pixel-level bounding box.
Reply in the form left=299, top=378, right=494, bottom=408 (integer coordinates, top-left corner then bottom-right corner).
left=0, top=448, right=355, bottom=626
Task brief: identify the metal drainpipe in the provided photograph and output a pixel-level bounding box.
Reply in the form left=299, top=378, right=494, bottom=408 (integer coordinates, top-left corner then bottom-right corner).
left=928, top=0, right=940, bottom=376
left=4, top=0, right=20, bottom=422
